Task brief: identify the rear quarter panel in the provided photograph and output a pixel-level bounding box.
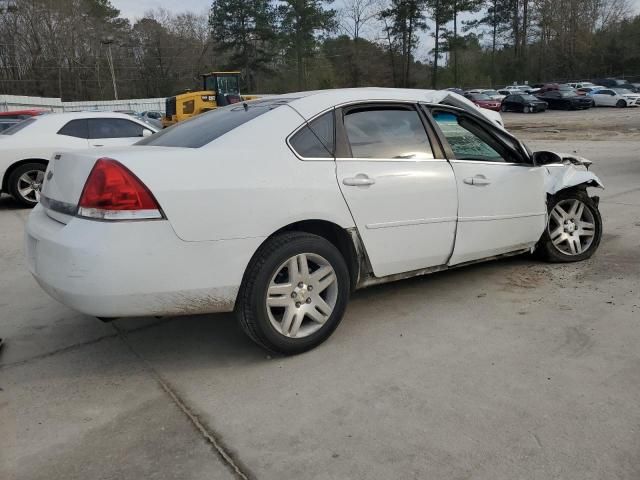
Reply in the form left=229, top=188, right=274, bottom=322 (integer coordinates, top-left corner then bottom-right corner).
left=117, top=106, right=355, bottom=242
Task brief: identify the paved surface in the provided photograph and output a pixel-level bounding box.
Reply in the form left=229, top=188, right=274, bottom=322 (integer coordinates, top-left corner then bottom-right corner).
left=1, top=111, right=639, bottom=479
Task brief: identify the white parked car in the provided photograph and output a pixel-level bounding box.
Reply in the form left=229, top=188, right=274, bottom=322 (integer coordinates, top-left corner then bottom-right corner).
left=26, top=88, right=604, bottom=354
left=589, top=88, right=640, bottom=107
left=0, top=112, right=157, bottom=207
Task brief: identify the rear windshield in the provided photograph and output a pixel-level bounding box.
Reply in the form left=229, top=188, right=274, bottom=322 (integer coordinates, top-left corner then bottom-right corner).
left=1, top=117, right=37, bottom=135
left=137, top=98, right=294, bottom=148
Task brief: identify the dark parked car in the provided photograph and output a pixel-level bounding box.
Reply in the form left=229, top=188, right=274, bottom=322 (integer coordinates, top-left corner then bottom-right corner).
left=536, top=83, right=576, bottom=94
left=501, top=94, right=548, bottom=113
left=536, top=91, right=593, bottom=110
left=463, top=93, right=502, bottom=111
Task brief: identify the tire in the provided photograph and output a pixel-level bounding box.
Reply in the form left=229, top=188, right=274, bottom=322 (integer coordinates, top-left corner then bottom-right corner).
left=501, top=104, right=507, bottom=112
left=7, top=162, right=46, bottom=208
left=236, top=232, right=350, bottom=354
left=536, top=189, right=602, bottom=263
left=616, top=99, right=626, bottom=108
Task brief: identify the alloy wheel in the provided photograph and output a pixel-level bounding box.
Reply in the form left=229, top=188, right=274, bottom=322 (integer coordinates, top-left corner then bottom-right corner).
left=548, top=199, right=596, bottom=255
left=266, top=253, right=338, bottom=338
left=17, top=170, right=44, bottom=203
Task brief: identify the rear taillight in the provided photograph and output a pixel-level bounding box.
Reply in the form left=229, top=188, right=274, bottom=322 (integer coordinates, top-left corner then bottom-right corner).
left=77, top=158, right=163, bottom=220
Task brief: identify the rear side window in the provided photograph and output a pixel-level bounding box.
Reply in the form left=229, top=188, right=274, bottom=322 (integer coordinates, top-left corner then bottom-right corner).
left=58, top=119, right=88, bottom=139
left=89, top=119, right=144, bottom=139
left=138, top=99, right=293, bottom=148
left=289, top=111, right=335, bottom=158
left=343, top=106, right=433, bottom=159
left=1, top=117, right=37, bottom=135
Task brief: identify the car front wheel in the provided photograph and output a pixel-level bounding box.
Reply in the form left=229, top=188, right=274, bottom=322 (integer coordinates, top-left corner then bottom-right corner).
left=536, top=189, right=602, bottom=262
left=616, top=99, right=626, bottom=108
left=8, top=163, right=46, bottom=208
left=236, top=232, right=350, bottom=354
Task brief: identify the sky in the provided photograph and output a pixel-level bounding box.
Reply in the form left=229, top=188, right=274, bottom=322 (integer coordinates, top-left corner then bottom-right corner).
left=110, top=0, right=211, bottom=19
left=111, top=0, right=640, bottom=21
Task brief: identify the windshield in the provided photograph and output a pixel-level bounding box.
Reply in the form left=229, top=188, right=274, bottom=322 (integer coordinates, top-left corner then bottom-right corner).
left=613, top=88, right=632, bottom=94
left=1, top=117, right=37, bottom=135
left=482, top=90, right=498, bottom=96
left=470, top=94, right=491, bottom=101
left=205, top=75, right=240, bottom=95
left=521, top=95, right=539, bottom=101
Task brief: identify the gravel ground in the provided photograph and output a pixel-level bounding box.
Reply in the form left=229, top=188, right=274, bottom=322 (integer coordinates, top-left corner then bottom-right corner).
left=504, top=106, right=640, bottom=141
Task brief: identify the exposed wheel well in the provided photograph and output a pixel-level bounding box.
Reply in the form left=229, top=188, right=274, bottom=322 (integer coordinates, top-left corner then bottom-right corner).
left=273, top=220, right=361, bottom=290
left=2, top=158, right=48, bottom=192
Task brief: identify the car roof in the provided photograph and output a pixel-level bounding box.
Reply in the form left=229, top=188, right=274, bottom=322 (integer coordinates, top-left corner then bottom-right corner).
left=279, top=87, right=452, bottom=119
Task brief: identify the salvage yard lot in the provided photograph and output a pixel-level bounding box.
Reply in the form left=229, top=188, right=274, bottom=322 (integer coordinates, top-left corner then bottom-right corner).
left=2, top=108, right=640, bottom=480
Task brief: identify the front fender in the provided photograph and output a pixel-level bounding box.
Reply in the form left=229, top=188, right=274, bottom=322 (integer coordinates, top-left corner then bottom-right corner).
left=544, top=164, right=604, bottom=195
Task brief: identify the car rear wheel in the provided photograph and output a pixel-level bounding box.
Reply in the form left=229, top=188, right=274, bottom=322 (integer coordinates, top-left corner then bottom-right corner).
left=536, top=189, right=602, bottom=263
left=236, top=232, right=350, bottom=354
left=7, top=163, right=46, bottom=208
left=616, top=99, right=626, bottom=108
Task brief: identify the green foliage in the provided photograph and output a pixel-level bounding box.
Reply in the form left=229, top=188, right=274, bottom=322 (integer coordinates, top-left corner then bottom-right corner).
left=209, top=0, right=277, bottom=91
left=1, top=0, right=639, bottom=99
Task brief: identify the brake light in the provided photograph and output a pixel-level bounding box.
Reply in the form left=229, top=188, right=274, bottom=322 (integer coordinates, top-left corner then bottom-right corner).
left=77, top=158, right=163, bottom=220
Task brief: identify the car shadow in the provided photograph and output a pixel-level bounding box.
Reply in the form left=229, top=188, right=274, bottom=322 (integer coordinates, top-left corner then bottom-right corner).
left=0, top=195, right=27, bottom=211
left=101, top=253, right=545, bottom=370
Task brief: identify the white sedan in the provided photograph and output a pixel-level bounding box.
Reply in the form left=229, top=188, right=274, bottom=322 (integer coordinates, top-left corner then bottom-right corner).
left=0, top=112, right=157, bottom=207
left=26, top=88, right=604, bottom=354
left=590, top=88, right=640, bottom=107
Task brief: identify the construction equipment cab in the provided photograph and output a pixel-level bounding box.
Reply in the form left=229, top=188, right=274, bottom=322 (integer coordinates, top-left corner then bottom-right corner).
left=162, top=71, right=243, bottom=128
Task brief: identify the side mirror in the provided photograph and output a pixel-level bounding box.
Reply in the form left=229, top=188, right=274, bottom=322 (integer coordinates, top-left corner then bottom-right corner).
left=142, top=128, right=154, bottom=137
left=532, top=150, right=563, bottom=166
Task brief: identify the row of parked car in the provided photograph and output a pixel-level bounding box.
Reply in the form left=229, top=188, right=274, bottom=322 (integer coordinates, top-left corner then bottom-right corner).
left=448, top=78, right=640, bottom=113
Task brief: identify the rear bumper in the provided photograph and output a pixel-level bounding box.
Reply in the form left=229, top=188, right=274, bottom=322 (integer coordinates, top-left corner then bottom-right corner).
left=25, top=205, right=264, bottom=318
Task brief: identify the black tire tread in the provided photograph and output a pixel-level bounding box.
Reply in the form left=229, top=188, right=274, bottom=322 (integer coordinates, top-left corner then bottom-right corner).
left=7, top=162, right=46, bottom=208
left=536, top=189, right=602, bottom=263
left=236, top=231, right=349, bottom=354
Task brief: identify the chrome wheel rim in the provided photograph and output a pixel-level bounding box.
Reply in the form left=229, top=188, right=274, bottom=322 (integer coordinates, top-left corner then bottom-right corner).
left=17, top=170, right=44, bottom=203
left=266, top=253, right=338, bottom=339
left=549, top=199, right=596, bottom=255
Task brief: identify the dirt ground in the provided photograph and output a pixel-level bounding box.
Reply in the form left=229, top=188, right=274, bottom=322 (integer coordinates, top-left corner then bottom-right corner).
left=504, top=107, right=640, bottom=141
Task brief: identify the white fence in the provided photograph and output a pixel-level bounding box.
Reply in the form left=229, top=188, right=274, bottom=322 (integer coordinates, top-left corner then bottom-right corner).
left=0, top=95, right=166, bottom=113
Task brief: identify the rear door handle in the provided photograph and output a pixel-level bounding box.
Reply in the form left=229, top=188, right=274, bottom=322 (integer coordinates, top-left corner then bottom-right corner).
left=463, top=175, right=491, bottom=186
left=343, top=174, right=375, bottom=187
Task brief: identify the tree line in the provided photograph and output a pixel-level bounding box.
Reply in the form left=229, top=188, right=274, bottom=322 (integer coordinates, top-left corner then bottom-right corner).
left=0, top=0, right=638, bottom=101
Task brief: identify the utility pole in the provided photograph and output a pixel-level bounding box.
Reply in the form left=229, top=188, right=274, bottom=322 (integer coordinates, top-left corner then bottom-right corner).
left=101, top=37, right=118, bottom=100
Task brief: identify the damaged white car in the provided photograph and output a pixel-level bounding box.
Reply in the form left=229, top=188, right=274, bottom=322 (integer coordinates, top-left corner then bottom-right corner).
left=25, top=88, right=603, bottom=354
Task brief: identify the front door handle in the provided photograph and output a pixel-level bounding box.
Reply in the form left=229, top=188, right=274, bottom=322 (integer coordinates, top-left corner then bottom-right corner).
left=463, top=175, right=491, bottom=186
left=343, top=174, right=375, bottom=187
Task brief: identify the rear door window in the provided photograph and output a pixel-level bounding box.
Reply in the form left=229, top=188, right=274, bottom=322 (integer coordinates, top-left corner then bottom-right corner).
left=58, top=119, right=88, bottom=139
left=89, top=119, right=145, bottom=139
left=137, top=98, right=293, bottom=148
left=343, top=105, right=433, bottom=159
left=289, top=111, right=335, bottom=158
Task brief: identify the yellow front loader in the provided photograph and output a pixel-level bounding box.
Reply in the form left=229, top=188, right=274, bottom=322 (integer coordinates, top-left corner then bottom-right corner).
left=162, top=71, right=260, bottom=127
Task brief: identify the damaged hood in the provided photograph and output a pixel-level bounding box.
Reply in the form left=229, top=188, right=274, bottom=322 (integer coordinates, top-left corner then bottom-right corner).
left=435, top=92, right=505, bottom=127
left=542, top=151, right=604, bottom=195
